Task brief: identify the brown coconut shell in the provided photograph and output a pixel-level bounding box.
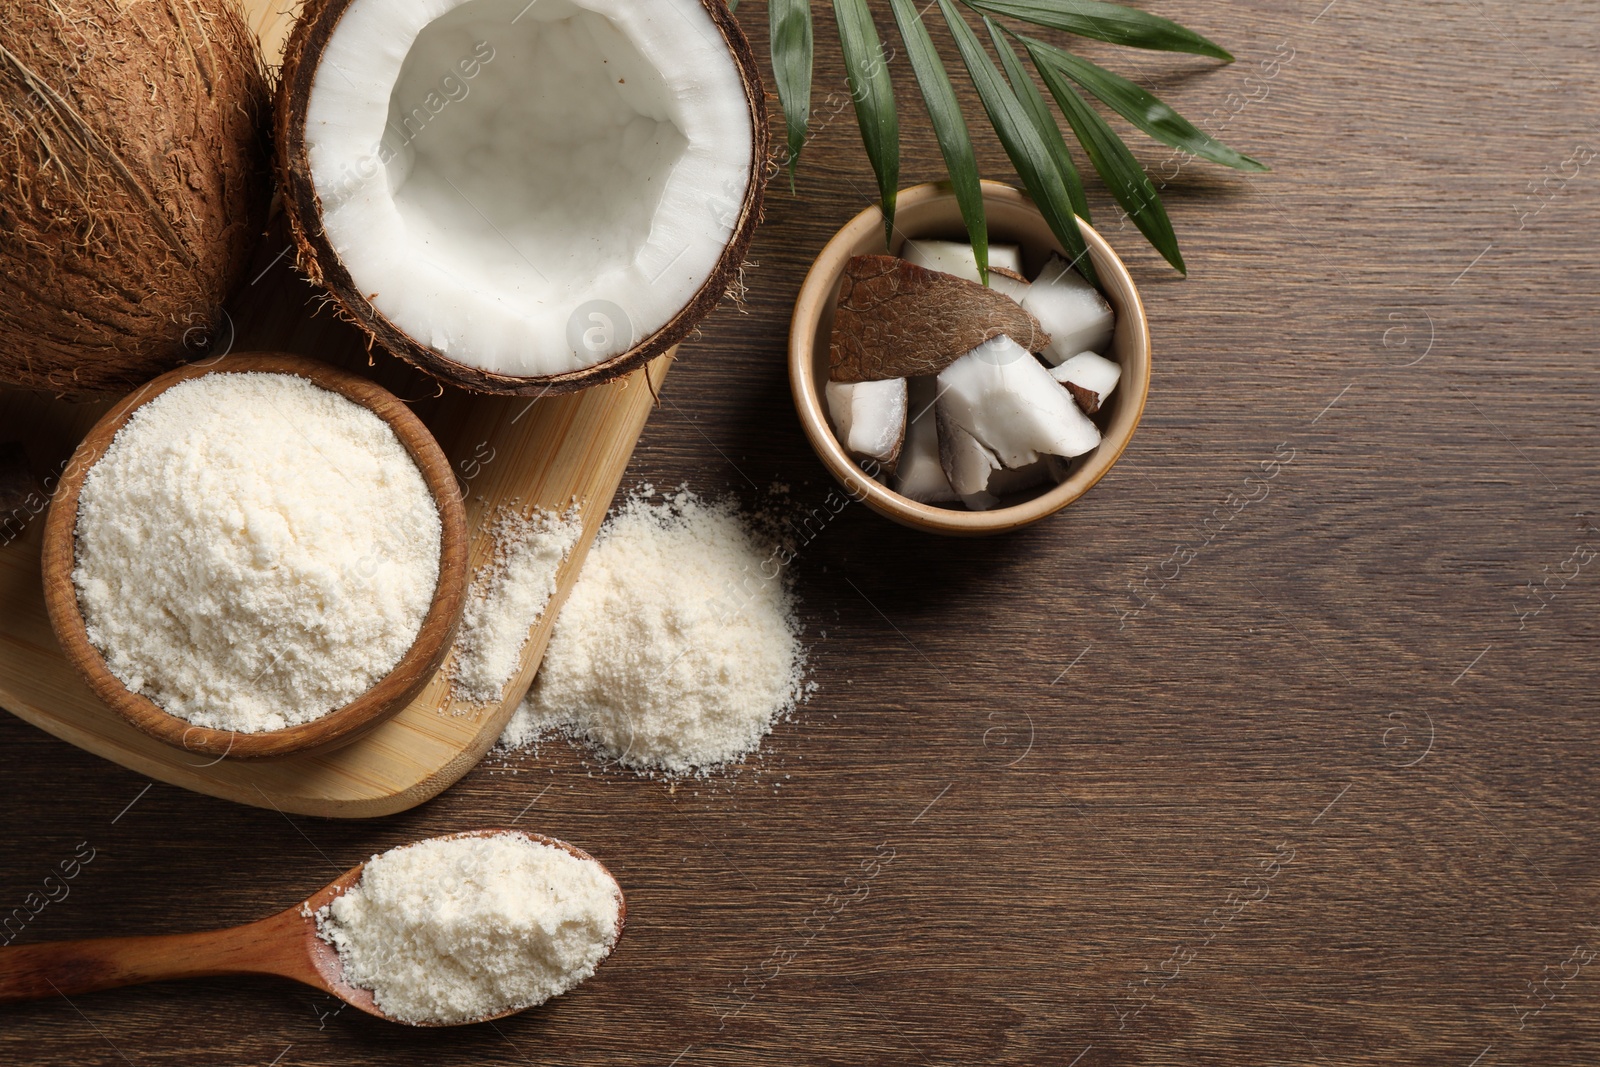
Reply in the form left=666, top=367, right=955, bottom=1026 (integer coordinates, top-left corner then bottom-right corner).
left=829, top=254, right=1052, bottom=383
left=275, top=0, right=769, bottom=397
left=0, top=0, right=272, bottom=398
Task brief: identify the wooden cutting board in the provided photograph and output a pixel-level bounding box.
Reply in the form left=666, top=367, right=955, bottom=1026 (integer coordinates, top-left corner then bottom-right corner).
left=0, top=0, right=669, bottom=816
left=0, top=247, right=669, bottom=816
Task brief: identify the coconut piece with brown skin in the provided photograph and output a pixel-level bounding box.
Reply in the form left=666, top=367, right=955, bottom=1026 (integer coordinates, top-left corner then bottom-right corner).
left=986, top=266, right=1031, bottom=304
left=1050, top=351, right=1122, bottom=414
left=985, top=459, right=1052, bottom=499
left=943, top=455, right=1068, bottom=512
left=829, top=255, right=1050, bottom=383
left=0, top=0, right=271, bottom=397
left=824, top=378, right=907, bottom=473
left=276, top=0, right=767, bottom=396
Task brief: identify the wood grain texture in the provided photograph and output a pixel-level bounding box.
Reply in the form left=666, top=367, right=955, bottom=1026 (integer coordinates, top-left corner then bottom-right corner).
left=3, top=0, right=1600, bottom=1064
left=39, top=353, right=472, bottom=759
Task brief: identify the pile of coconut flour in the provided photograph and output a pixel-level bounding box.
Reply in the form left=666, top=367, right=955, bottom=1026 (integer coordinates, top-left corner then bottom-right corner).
left=72, top=372, right=441, bottom=732
left=499, top=487, right=807, bottom=776
left=315, top=833, right=621, bottom=1025
left=450, top=506, right=584, bottom=705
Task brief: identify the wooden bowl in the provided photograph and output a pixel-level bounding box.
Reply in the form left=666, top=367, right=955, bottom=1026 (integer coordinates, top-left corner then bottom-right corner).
left=789, top=180, right=1151, bottom=536
left=40, top=353, right=469, bottom=759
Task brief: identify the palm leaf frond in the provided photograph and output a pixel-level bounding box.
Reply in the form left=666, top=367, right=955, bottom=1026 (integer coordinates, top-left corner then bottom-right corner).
left=986, top=16, right=1090, bottom=223
left=834, top=0, right=901, bottom=245
left=938, top=0, right=1096, bottom=282
left=1021, top=35, right=1265, bottom=171
left=888, top=0, right=989, bottom=280
left=769, top=0, right=814, bottom=187
left=760, top=0, right=1257, bottom=276
left=1028, top=34, right=1185, bottom=272
left=967, top=0, right=1232, bottom=60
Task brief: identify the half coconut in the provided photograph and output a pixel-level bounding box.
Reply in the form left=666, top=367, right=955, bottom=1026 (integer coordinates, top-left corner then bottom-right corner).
left=276, top=0, right=767, bottom=394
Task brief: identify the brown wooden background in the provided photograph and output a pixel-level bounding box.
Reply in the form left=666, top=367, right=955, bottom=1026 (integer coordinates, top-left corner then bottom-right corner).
left=4, top=0, right=1599, bottom=1062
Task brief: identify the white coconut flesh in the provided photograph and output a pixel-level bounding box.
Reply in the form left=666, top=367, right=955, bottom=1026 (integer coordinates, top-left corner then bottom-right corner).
left=936, top=335, right=1102, bottom=468
left=1021, top=253, right=1115, bottom=365
left=1051, top=350, right=1122, bottom=405
left=902, top=240, right=1021, bottom=285
left=986, top=459, right=1051, bottom=497
left=825, top=378, right=908, bottom=465
left=894, top=377, right=959, bottom=504
left=935, top=407, right=1002, bottom=508
left=302, top=0, right=753, bottom=377
left=986, top=268, right=1032, bottom=303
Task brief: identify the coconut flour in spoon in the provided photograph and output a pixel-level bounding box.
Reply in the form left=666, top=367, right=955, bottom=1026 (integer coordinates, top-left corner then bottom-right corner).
left=72, top=372, right=441, bottom=732
left=315, top=833, right=621, bottom=1025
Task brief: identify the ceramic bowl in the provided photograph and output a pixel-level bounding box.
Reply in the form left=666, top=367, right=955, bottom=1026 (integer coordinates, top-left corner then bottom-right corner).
left=789, top=180, right=1150, bottom=535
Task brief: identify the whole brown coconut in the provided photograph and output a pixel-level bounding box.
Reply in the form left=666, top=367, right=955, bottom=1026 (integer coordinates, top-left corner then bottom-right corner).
left=275, top=0, right=768, bottom=396
left=0, top=0, right=272, bottom=397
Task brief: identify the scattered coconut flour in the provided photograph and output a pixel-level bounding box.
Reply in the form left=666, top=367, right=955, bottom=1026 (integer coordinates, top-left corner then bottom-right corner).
left=315, top=833, right=622, bottom=1025
left=72, top=372, right=441, bottom=732
left=499, top=487, right=808, bottom=776
left=450, top=506, right=585, bottom=705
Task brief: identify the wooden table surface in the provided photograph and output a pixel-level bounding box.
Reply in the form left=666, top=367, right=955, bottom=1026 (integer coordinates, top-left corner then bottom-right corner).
left=4, top=0, right=1598, bottom=1063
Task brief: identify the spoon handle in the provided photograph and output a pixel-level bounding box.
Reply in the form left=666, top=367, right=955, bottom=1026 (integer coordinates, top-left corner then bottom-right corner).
left=0, top=911, right=307, bottom=1002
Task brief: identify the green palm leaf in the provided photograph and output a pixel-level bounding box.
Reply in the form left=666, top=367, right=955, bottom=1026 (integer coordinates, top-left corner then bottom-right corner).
left=888, top=0, right=989, bottom=281
left=768, top=0, right=814, bottom=187
left=754, top=0, right=1258, bottom=276
left=937, top=0, right=1096, bottom=284
left=1028, top=37, right=1184, bottom=273
left=985, top=16, right=1090, bottom=223
left=1021, top=35, right=1265, bottom=171
left=967, top=0, right=1232, bottom=60
left=833, top=0, right=900, bottom=246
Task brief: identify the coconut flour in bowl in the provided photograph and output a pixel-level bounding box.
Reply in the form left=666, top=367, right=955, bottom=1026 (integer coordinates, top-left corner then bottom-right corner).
left=71, top=371, right=442, bottom=733
left=315, top=833, right=622, bottom=1025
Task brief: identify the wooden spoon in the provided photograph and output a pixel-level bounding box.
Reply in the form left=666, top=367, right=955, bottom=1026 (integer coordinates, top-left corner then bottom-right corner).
left=0, top=830, right=625, bottom=1026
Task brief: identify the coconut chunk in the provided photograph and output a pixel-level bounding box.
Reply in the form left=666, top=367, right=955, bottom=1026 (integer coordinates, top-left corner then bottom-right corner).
left=1021, top=253, right=1115, bottom=365
left=937, top=412, right=1069, bottom=511
left=987, top=266, right=1031, bottom=304
left=892, top=378, right=959, bottom=503
left=936, top=406, right=1002, bottom=509
left=936, top=336, right=1102, bottom=467
left=1050, top=351, right=1122, bottom=414
left=902, top=240, right=1022, bottom=284
left=829, top=255, right=1048, bottom=382
left=825, top=378, right=908, bottom=471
